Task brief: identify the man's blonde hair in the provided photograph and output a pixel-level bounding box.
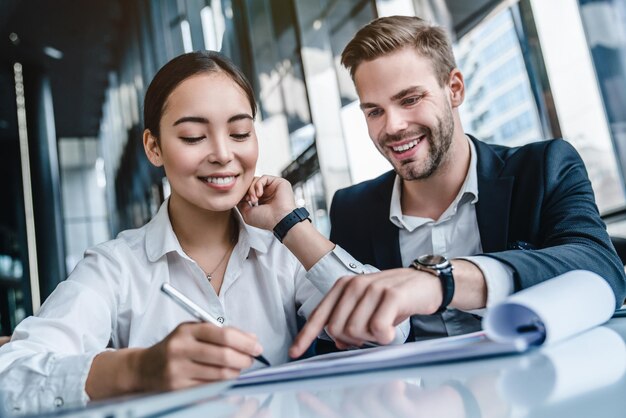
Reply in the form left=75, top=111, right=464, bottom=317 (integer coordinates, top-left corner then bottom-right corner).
left=341, top=15, right=456, bottom=86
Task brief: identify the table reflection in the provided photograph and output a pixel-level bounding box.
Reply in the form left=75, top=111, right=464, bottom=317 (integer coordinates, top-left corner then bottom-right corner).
left=224, top=326, right=626, bottom=418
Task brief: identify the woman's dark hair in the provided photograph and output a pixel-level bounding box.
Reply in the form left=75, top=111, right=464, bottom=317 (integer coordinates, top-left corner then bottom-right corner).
left=143, top=50, right=257, bottom=139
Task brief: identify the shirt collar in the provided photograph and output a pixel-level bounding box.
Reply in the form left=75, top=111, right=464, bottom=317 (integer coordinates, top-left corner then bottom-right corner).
left=389, top=135, right=479, bottom=229
left=145, top=199, right=271, bottom=263
left=232, top=207, right=272, bottom=255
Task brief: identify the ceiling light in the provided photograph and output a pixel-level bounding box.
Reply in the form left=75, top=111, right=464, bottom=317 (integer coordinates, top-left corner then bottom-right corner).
left=43, top=46, right=63, bottom=60
left=9, top=32, right=19, bottom=45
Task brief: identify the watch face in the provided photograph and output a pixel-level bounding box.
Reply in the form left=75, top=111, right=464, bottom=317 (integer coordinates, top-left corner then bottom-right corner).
left=417, top=254, right=448, bottom=267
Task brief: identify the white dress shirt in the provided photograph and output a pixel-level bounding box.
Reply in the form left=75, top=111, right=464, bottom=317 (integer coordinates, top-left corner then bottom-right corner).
left=0, top=200, right=409, bottom=415
left=389, top=137, right=514, bottom=332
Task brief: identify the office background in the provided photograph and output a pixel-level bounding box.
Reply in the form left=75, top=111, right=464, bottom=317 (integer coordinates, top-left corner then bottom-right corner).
left=0, top=0, right=625, bottom=336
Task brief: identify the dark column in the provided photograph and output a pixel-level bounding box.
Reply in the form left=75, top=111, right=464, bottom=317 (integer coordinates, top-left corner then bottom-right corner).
left=22, top=65, right=66, bottom=301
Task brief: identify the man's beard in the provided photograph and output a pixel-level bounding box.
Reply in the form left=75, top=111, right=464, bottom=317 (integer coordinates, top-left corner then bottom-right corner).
left=382, top=106, right=455, bottom=181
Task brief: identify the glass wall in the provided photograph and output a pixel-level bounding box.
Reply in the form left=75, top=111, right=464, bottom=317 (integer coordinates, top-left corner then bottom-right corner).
left=245, top=0, right=313, bottom=158
left=456, top=7, right=545, bottom=147
left=295, top=0, right=388, bottom=189
left=578, top=0, right=626, bottom=208
left=58, top=138, right=110, bottom=272
left=327, top=0, right=377, bottom=106
left=530, top=0, right=626, bottom=212
left=454, top=0, right=626, bottom=213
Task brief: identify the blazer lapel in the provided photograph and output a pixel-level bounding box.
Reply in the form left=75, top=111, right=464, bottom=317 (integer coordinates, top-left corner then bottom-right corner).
left=472, top=137, right=514, bottom=253
left=372, top=172, right=403, bottom=269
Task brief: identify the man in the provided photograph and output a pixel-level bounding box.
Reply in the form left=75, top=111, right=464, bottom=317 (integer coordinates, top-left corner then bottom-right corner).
left=289, top=15, right=626, bottom=356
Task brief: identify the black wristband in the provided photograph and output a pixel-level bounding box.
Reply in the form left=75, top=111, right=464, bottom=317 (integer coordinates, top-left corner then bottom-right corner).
left=410, top=257, right=455, bottom=314
left=436, top=267, right=455, bottom=314
left=273, top=207, right=311, bottom=243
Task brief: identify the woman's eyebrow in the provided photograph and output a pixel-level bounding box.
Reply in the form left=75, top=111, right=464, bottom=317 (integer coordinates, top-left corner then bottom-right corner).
left=173, top=116, right=209, bottom=126
left=172, top=114, right=252, bottom=126
left=228, top=113, right=253, bottom=123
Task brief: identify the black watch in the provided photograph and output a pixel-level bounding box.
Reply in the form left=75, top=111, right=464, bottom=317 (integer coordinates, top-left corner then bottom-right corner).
left=410, top=254, right=455, bottom=314
left=273, top=207, right=311, bottom=243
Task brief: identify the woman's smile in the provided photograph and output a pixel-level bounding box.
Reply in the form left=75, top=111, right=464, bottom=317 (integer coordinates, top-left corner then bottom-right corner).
left=197, top=173, right=239, bottom=191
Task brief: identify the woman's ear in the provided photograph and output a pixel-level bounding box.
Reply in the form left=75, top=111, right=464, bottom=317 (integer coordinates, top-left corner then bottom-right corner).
left=448, top=68, right=465, bottom=108
left=143, top=129, right=163, bottom=167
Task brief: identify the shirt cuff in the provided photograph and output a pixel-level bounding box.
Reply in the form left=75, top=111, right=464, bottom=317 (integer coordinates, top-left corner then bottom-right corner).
left=1, top=351, right=101, bottom=415
left=305, top=247, right=409, bottom=344
left=393, top=318, right=411, bottom=344
left=44, top=351, right=100, bottom=409
left=305, top=245, right=379, bottom=294
left=458, top=255, right=514, bottom=314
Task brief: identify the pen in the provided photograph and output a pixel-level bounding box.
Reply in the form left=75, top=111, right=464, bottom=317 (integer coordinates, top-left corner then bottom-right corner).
left=161, top=283, right=271, bottom=367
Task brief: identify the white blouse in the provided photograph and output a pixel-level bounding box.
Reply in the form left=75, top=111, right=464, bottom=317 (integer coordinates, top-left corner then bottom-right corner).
left=0, top=201, right=409, bottom=414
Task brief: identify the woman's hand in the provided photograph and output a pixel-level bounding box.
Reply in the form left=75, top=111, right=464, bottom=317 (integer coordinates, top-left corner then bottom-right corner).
left=134, top=322, right=263, bottom=391
left=239, top=175, right=334, bottom=270
left=86, top=322, right=264, bottom=398
left=238, top=175, right=296, bottom=231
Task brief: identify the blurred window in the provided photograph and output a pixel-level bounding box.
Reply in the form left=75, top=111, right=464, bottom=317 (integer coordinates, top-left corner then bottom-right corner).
left=59, top=138, right=111, bottom=273
left=245, top=0, right=312, bottom=147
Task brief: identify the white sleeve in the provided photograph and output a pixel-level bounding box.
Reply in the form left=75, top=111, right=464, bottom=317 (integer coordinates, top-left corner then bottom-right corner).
left=298, top=245, right=410, bottom=345
left=457, top=255, right=515, bottom=316
left=304, top=245, right=378, bottom=293
left=0, top=243, right=124, bottom=415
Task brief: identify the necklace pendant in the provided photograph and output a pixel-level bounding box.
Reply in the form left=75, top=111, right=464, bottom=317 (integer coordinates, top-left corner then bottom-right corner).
left=206, top=273, right=212, bottom=281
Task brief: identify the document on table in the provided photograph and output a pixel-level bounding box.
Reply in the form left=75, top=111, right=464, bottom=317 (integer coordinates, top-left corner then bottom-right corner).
left=236, top=270, right=615, bottom=387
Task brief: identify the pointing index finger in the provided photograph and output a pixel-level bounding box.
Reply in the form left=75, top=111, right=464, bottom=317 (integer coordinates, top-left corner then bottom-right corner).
left=289, top=278, right=350, bottom=358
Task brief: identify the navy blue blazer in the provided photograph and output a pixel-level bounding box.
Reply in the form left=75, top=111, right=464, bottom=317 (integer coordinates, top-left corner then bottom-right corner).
left=330, top=137, right=626, bottom=311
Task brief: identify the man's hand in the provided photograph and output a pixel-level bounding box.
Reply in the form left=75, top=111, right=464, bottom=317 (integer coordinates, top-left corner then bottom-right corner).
left=289, top=268, right=443, bottom=358
left=289, top=259, right=487, bottom=358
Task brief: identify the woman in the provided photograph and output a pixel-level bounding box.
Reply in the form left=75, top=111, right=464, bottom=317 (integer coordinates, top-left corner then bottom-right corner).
left=0, top=51, right=408, bottom=413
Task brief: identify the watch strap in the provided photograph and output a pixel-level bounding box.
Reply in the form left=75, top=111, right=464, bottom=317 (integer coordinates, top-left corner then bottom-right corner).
left=411, top=258, right=455, bottom=314
left=436, top=264, right=455, bottom=314
left=273, top=207, right=311, bottom=243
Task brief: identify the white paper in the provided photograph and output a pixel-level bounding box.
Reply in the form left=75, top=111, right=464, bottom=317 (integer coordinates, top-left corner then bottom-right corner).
left=483, top=270, right=614, bottom=344
left=236, top=331, right=525, bottom=386
left=237, top=270, right=616, bottom=387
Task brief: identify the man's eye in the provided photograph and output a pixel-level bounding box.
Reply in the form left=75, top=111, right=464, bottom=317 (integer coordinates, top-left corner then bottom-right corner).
left=180, top=136, right=205, bottom=143
left=401, top=96, right=421, bottom=106
left=231, top=132, right=251, bottom=140
left=367, top=109, right=383, bottom=118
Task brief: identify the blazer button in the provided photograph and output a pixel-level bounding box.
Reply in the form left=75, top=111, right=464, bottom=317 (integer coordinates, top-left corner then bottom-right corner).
left=217, top=316, right=225, bottom=324
left=349, top=263, right=357, bottom=269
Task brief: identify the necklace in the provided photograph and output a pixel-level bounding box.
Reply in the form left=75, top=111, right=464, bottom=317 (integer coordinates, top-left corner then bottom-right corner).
left=206, top=217, right=238, bottom=281
left=179, top=214, right=238, bottom=281
left=205, top=242, right=234, bottom=281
